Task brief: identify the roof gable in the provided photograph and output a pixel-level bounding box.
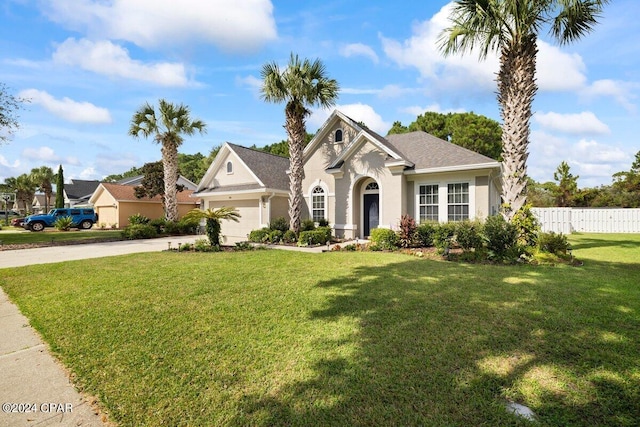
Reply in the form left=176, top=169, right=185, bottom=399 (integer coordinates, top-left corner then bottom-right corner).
left=90, top=183, right=198, bottom=204
left=196, top=143, right=289, bottom=193
left=64, top=179, right=100, bottom=199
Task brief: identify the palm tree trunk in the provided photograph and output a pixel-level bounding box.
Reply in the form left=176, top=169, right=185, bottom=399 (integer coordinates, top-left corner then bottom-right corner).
left=162, top=140, right=180, bottom=222
left=285, top=105, right=306, bottom=234
left=498, top=36, right=538, bottom=221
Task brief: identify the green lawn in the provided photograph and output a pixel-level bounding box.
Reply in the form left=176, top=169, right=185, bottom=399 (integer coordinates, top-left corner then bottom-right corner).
left=0, top=229, right=122, bottom=245
left=1, top=234, right=639, bottom=426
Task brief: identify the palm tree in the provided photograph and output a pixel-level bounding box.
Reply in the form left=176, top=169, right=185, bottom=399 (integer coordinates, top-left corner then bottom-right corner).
left=261, top=53, right=339, bottom=233
left=8, top=174, right=36, bottom=214
left=30, top=166, right=55, bottom=212
left=440, top=0, right=609, bottom=220
left=183, top=207, right=241, bottom=248
left=129, top=99, right=206, bottom=222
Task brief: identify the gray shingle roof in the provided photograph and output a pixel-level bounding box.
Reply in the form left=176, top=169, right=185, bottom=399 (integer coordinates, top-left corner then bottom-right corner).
left=65, top=179, right=100, bottom=200
left=228, top=143, right=289, bottom=191
left=385, top=131, right=498, bottom=170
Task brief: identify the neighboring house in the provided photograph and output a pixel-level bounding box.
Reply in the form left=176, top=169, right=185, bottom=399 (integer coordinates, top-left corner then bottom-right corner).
left=89, top=183, right=200, bottom=227
left=116, top=175, right=198, bottom=191
left=32, top=193, right=56, bottom=213
left=194, top=110, right=502, bottom=241
left=63, top=179, right=101, bottom=207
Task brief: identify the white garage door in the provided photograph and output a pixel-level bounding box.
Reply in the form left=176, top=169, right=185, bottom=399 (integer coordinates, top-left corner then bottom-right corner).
left=208, top=199, right=259, bottom=241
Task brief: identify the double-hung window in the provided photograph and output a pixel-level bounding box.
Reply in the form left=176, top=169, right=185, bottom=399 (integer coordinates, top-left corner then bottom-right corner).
left=418, top=184, right=439, bottom=222
left=311, top=186, right=325, bottom=222
left=447, top=183, right=469, bottom=221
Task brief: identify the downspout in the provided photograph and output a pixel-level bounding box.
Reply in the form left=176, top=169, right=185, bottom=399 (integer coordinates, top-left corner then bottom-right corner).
left=266, top=192, right=276, bottom=226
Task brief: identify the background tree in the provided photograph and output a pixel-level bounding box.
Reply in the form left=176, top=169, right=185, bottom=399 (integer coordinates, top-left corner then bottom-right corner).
left=612, top=150, right=640, bottom=207
left=0, top=83, right=24, bottom=144
left=30, top=166, right=55, bottom=212
left=103, top=165, right=143, bottom=183
left=389, top=111, right=502, bottom=159
left=129, top=99, right=206, bottom=222
left=261, top=53, right=339, bottom=233
left=525, top=177, right=556, bottom=207
left=440, top=0, right=609, bottom=219
left=7, top=174, right=36, bottom=213
left=177, top=153, right=207, bottom=184
left=182, top=207, right=240, bottom=248
left=134, top=161, right=184, bottom=200
left=55, top=165, right=65, bottom=208
left=553, top=161, right=579, bottom=207
left=251, top=133, right=314, bottom=158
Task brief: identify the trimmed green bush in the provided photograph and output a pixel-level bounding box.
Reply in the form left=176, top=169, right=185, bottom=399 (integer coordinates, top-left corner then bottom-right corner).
left=415, top=222, right=437, bottom=247
left=483, top=215, right=519, bottom=261
left=121, top=224, right=158, bottom=240
left=300, top=219, right=315, bottom=232
left=283, top=230, right=297, bottom=244
left=537, top=232, right=570, bottom=255
left=269, top=216, right=289, bottom=233
left=149, top=218, right=166, bottom=234
left=268, top=229, right=283, bottom=244
left=128, top=213, right=150, bottom=225
left=178, top=217, right=199, bottom=235
left=193, top=238, right=211, bottom=252
left=248, top=228, right=270, bottom=243
left=433, top=222, right=457, bottom=250
left=298, top=227, right=332, bottom=246
left=455, top=220, right=484, bottom=251
left=370, top=228, right=398, bottom=251
left=317, top=218, right=329, bottom=227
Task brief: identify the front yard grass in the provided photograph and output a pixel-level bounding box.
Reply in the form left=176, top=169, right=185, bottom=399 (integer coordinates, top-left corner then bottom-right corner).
left=1, top=233, right=639, bottom=426
left=0, top=229, right=122, bottom=246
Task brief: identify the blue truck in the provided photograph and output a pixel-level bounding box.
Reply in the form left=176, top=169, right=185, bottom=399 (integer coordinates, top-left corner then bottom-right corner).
left=23, top=208, right=98, bottom=232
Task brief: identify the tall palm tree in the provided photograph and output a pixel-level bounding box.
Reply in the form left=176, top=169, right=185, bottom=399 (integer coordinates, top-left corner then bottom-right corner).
left=8, top=174, right=36, bottom=214
left=183, top=207, right=241, bottom=248
left=261, top=53, right=339, bottom=233
left=30, top=166, right=55, bottom=212
left=440, top=0, right=609, bottom=220
left=129, top=99, right=206, bottom=222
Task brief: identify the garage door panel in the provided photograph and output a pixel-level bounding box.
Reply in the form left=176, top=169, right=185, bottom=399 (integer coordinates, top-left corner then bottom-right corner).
left=208, top=200, right=258, bottom=239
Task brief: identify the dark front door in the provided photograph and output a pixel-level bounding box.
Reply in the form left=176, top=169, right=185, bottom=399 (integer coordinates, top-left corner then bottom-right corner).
left=363, top=194, right=379, bottom=237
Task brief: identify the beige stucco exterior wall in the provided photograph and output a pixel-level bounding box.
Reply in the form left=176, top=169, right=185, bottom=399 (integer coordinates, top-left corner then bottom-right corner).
left=118, top=202, right=165, bottom=227
left=208, top=199, right=260, bottom=242
left=212, top=150, right=258, bottom=187
left=92, top=189, right=118, bottom=227
left=269, top=195, right=289, bottom=223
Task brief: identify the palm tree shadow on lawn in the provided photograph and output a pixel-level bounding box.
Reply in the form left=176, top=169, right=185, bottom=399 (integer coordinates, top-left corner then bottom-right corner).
left=230, top=258, right=640, bottom=426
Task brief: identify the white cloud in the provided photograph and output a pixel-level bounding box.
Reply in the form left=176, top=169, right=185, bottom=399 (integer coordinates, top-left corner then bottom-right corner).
left=339, top=43, right=379, bottom=63
left=534, top=111, right=610, bottom=135
left=380, top=3, right=588, bottom=94
left=42, top=0, right=277, bottom=53
left=400, top=103, right=466, bottom=116
left=582, top=79, right=637, bottom=112
left=309, top=103, right=391, bottom=135
left=573, top=139, right=629, bottom=164
left=236, top=75, right=262, bottom=91
left=22, top=146, right=62, bottom=163
left=53, top=38, right=190, bottom=87
left=19, top=89, right=112, bottom=124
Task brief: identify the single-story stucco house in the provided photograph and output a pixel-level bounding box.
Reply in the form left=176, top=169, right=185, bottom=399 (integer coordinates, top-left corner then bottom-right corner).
left=193, top=110, right=502, bottom=241
left=89, top=182, right=200, bottom=228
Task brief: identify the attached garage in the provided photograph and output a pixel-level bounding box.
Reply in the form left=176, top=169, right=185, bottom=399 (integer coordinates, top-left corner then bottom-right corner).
left=208, top=199, right=260, bottom=242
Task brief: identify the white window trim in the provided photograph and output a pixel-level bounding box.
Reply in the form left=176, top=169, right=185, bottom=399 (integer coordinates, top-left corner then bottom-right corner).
left=226, top=161, right=233, bottom=175
left=415, top=179, right=475, bottom=223
left=334, top=128, right=344, bottom=144
left=306, top=180, right=329, bottom=222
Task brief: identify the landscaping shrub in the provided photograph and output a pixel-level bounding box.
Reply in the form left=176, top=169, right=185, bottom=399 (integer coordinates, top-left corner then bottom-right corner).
left=179, top=242, right=193, bottom=251
left=537, top=231, right=570, bottom=255
left=178, top=217, right=199, bottom=235
left=163, top=221, right=182, bottom=235
left=121, top=224, right=157, bottom=240
left=398, top=214, right=417, bottom=248
left=248, top=228, right=270, bottom=243
left=433, top=222, right=457, bottom=250
left=297, top=227, right=331, bottom=246
left=512, top=204, right=540, bottom=246
left=415, top=222, right=437, bottom=247
left=234, top=241, right=253, bottom=251
left=455, top=220, right=484, bottom=252
left=193, top=238, right=211, bottom=252
left=53, top=216, right=73, bottom=231
left=370, top=228, right=398, bottom=251
left=128, top=213, right=150, bottom=225
left=149, top=218, right=166, bottom=234
left=300, top=219, right=315, bottom=232
left=269, top=216, right=289, bottom=233
left=317, top=218, right=329, bottom=227
left=283, top=230, right=297, bottom=244
left=483, top=215, right=519, bottom=261
left=268, top=229, right=283, bottom=244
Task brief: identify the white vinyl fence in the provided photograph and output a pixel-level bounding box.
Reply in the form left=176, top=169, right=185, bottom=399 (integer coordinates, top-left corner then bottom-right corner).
left=531, top=208, right=640, bottom=234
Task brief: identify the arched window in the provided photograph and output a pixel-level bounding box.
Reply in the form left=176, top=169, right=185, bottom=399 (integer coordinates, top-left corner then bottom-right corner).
left=365, top=182, right=379, bottom=191
left=226, top=161, right=233, bottom=174
left=311, top=186, right=325, bottom=222
left=335, top=129, right=343, bottom=143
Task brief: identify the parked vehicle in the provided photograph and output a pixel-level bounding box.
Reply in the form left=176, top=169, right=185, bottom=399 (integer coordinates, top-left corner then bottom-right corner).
left=10, top=217, right=25, bottom=227
left=23, top=208, right=98, bottom=232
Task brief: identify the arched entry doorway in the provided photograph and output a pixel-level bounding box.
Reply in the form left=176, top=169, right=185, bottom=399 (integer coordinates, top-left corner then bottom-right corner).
left=362, top=180, right=379, bottom=237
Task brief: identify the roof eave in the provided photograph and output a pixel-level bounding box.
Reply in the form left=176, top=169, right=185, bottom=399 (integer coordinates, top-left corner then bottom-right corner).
left=404, top=162, right=501, bottom=175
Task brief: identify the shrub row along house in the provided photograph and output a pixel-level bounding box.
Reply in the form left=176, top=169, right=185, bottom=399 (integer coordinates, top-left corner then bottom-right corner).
left=193, top=110, right=502, bottom=242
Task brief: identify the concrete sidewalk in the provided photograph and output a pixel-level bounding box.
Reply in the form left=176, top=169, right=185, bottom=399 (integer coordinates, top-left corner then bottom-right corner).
left=0, top=235, right=199, bottom=426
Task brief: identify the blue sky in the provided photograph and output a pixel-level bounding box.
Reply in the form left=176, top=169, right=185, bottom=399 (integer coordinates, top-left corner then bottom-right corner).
left=1, top=0, right=638, bottom=188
